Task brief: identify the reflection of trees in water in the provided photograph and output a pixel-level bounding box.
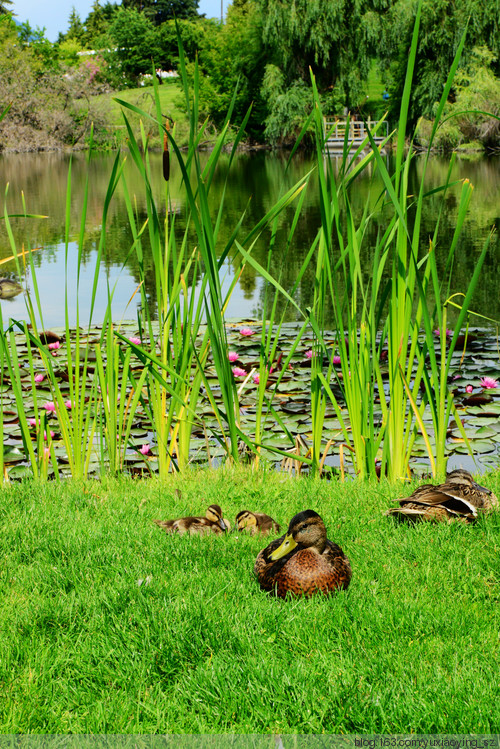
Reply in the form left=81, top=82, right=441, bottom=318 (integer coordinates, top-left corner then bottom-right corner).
left=1, top=150, right=499, bottom=325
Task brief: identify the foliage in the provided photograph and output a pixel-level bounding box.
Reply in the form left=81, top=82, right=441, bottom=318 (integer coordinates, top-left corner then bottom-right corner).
left=181, top=1, right=267, bottom=137
left=101, top=7, right=161, bottom=86
left=261, top=65, right=311, bottom=144
left=448, top=46, right=500, bottom=148
left=379, top=0, right=500, bottom=131
left=123, top=0, right=200, bottom=24
left=59, top=1, right=120, bottom=48
left=0, top=19, right=110, bottom=151
left=258, top=0, right=383, bottom=115
left=157, top=17, right=220, bottom=70
left=415, top=46, right=500, bottom=151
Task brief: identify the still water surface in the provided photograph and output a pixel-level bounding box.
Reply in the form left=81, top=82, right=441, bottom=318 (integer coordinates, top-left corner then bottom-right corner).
left=0, top=150, right=499, bottom=328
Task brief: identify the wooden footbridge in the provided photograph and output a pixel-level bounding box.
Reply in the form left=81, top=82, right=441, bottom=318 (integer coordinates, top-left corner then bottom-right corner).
left=324, top=118, right=389, bottom=153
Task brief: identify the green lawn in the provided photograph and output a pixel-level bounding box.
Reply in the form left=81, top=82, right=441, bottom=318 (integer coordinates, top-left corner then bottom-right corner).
left=1, top=467, right=499, bottom=733
left=89, top=80, right=193, bottom=149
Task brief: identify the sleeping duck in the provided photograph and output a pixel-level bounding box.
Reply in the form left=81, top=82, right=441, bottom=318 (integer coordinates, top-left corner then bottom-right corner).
left=235, top=510, right=281, bottom=536
left=254, top=509, right=352, bottom=598
left=153, top=504, right=230, bottom=535
left=386, top=468, right=499, bottom=523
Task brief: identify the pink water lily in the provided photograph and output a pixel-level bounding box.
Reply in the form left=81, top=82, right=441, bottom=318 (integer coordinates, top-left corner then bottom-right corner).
left=139, top=443, right=151, bottom=455
left=433, top=328, right=453, bottom=337
left=332, top=355, right=341, bottom=365
left=232, top=366, right=247, bottom=377
left=64, top=400, right=73, bottom=409
left=465, top=384, right=473, bottom=393
left=28, top=418, right=38, bottom=427
left=480, top=376, right=499, bottom=389
left=129, top=337, right=141, bottom=345
left=34, top=373, right=45, bottom=383
left=228, top=351, right=239, bottom=362
left=44, top=430, right=55, bottom=440
left=239, top=327, right=255, bottom=336
left=42, top=401, right=57, bottom=413
left=305, top=350, right=313, bottom=359
left=48, top=341, right=60, bottom=351
left=253, top=374, right=260, bottom=384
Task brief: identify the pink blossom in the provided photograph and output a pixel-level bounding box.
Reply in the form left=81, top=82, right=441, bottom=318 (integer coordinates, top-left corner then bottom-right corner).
left=139, top=443, right=151, bottom=455
left=34, top=373, right=44, bottom=383
left=42, top=401, right=57, bottom=413
left=228, top=351, right=239, bottom=362
left=465, top=385, right=473, bottom=393
left=64, top=400, right=72, bottom=409
left=305, top=350, right=313, bottom=359
left=43, top=447, right=50, bottom=459
left=480, top=376, right=499, bottom=389
left=433, top=328, right=453, bottom=337
left=239, top=327, right=255, bottom=336
left=232, top=366, right=247, bottom=377
left=28, top=418, right=38, bottom=427
left=332, top=355, right=341, bottom=365
left=48, top=341, right=60, bottom=351
left=253, top=374, right=260, bottom=384
left=129, top=337, right=141, bottom=345
left=43, top=431, right=55, bottom=440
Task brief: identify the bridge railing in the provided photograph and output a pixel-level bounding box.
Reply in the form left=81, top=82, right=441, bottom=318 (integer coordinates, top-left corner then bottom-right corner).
left=324, top=118, right=388, bottom=144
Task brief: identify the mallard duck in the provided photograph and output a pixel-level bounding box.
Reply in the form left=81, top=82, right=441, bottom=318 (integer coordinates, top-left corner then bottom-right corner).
left=235, top=510, right=281, bottom=536
left=153, top=504, right=230, bottom=535
left=254, top=509, right=352, bottom=598
left=386, top=468, right=499, bottom=523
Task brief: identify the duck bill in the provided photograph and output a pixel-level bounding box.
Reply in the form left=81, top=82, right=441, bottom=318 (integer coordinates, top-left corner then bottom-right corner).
left=472, top=480, right=491, bottom=495
left=269, top=533, right=297, bottom=561
left=218, top=518, right=228, bottom=532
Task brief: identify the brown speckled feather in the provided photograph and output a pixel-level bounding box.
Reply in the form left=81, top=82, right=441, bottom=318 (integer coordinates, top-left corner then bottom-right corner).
left=235, top=510, right=281, bottom=536
left=254, top=510, right=352, bottom=599
left=153, top=504, right=229, bottom=536
left=386, top=469, right=499, bottom=523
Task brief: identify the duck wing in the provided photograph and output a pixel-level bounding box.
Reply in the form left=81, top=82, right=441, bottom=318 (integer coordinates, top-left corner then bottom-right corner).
left=398, top=483, right=478, bottom=518
left=254, top=513, right=281, bottom=535
left=153, top=515, right=219, bottom=535
left=254, top=532, right=288, bottom=588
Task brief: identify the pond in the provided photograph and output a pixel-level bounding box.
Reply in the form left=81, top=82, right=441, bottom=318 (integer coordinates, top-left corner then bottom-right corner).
left=1, top=148, right=500, bottom=480
left=1, top=149, right=499, bottom=329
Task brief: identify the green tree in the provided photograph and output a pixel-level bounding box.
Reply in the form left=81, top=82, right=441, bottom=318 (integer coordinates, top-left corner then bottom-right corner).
left=122, top=0, right=200, bottom=24
left=83, top=1, right=120, bottom=46
left=102, top=6, right=160, bottom=84
left=194, top=0, right=267, bottom=137
left=378, top=0, right=500, bottom=130
left=65, top=7, right=86, bottom=44
left=259, top=0, right=382, bottom=108
left=0, top=0, right=13, bottom=14
left=157, top=17, right=217, bottom=69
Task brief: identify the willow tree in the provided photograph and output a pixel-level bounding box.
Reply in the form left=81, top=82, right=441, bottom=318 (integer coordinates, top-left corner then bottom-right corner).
left=257, top=0, right=384, bottom=141
left=378, top=0, right=500, bottom=130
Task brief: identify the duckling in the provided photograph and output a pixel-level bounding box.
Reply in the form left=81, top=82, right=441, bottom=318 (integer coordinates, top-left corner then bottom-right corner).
left=386, top=469, right=499, bottom=523
left=254, top=509, right=352, bottom=598
left=153, top=504, right=230, bottom=536
left=235, top=510, right=280, bottom=536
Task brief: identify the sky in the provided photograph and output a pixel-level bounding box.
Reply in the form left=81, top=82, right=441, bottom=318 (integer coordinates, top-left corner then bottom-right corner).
left=10, top=0, right=228, bottom=42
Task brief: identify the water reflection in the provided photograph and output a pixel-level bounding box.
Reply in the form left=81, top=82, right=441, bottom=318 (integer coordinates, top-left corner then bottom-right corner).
left=0, top=150, right=499, bottom=328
